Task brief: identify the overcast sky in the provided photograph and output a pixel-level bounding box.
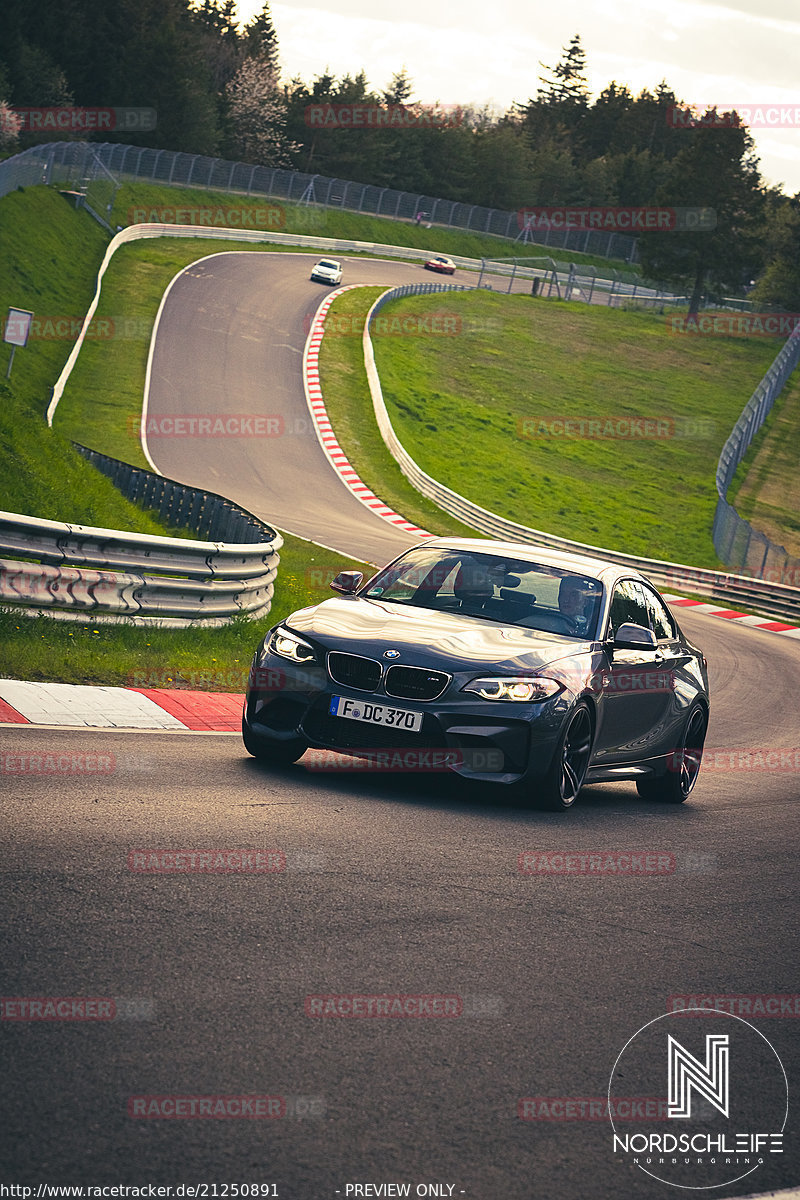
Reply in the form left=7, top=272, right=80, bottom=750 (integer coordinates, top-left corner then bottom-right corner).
left=236, top=0, right=800, bottom=195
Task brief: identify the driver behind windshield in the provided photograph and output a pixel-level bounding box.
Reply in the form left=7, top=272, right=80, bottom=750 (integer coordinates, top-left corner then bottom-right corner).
left=558, top=576, right=597, bottom=633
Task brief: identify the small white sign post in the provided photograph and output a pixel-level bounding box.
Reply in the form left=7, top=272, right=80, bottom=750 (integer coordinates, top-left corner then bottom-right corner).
left=4, top=307, right=34, bottom=378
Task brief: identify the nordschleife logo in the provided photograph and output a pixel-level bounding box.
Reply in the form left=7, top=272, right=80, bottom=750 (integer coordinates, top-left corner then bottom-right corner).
left=608, top=1011, right=787, bottom=1190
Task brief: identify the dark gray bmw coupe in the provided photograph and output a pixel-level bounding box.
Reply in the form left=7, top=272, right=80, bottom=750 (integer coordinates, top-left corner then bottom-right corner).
left=242, top=538, right=710, bottom=810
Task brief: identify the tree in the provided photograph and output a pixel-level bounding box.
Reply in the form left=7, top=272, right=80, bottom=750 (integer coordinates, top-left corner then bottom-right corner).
left=245, top=3, right=280, bottom=76
left=471, top=123, right=535, bottom=209
left=0, top=99, right=22, bottom=149
left=192, top=0, right=242, bottom=93
left=537, top=34, right=589, bottom=106
left=224, top=55, right=297, bottom=165
left=638, top=120, right=765, bottom=313
left=382, top=68, right=413, bottom=106
left=751, top=194, right=800, bottom=310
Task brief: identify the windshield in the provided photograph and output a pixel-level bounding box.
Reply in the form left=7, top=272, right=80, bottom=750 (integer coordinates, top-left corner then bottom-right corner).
left=318, top=260, right=338, bottom=269
left=362, top=547, right=603, bottom=638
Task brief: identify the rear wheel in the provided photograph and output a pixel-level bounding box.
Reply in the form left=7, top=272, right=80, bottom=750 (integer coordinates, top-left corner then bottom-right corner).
left=532, top=702, right=594, bottom=811
left=242, top=720, right=307, bottom=766
left=636, top=703, right=707, bottom=803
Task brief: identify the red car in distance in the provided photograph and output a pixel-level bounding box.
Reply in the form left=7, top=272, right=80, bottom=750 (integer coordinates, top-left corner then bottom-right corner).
left=424, top=255, right=456, bottom=275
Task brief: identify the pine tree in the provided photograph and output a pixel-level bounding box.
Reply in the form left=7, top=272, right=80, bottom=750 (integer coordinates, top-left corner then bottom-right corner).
left=639, top=121, right=765, bottom=313
left=245, top=3, right=280, bottom=76
left=537, top=35, right=589, bottom=106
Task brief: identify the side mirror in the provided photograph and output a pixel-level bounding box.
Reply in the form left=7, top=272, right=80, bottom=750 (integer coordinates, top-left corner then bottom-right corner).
left=330, top=570, right=363, bottom=595
left=611, top=622, right=657, bottom=651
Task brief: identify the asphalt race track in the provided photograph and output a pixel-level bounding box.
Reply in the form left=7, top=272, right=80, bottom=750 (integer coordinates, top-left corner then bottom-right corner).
left=2, top=247, right=800, bottom=1198
left=145, top=252, right=431, bottom=564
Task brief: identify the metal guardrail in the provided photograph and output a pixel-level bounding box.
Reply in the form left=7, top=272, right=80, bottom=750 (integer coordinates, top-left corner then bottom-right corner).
left=74, top=444, right=270, bottom=545
left=0, top=452, right=283, bottom=627
left=713, top=331, right=800, bottom=584
left=362, top=284, right=800, bottom=622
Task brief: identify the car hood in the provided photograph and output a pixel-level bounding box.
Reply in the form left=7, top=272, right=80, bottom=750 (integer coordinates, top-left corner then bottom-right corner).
left=285, top=596, right=594, bottom=675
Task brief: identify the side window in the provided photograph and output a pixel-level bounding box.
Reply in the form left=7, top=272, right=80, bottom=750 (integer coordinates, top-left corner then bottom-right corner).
left=641, top=585, right=677, bottom=641
left=608, top=579, right=650, bottom=636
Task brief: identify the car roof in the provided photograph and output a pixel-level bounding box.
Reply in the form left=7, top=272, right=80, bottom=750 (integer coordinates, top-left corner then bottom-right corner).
left=417, top=536, right=645, bottom=584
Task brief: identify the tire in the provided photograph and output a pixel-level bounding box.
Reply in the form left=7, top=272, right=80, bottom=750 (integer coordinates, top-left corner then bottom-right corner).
left=242, top=720, right=307, bottom=766
left=636, top=703, right=707, bottom=803
left=532, top=702, right=594, bottom=811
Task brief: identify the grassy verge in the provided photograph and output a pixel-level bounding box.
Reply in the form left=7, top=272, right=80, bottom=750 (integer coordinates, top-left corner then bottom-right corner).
left=727, top=372, right=800, bottom=558
left=320, top=288, right=784, bottom=567
left=0, top=185, right=368, bottom=687
left=111, top=181, right=640, bottom=278
left=0, top=187, right=177, bottom=530
left=317, top=287, right=477, bottom=538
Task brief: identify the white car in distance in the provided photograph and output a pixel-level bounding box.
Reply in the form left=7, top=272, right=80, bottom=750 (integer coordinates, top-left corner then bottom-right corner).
left=310, top=258, right=343, bottom=284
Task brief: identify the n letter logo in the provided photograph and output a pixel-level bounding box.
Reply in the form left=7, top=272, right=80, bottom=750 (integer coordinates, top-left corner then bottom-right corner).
left=667, top=1034, right=729, bottom=1118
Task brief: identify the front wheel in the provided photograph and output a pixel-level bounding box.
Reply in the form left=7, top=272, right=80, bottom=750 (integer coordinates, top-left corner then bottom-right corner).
left=242, top=720, right=308, bottom=766
left=636, top=703, right=707, bottom=803
left=532, top=702, right=594, bottom=811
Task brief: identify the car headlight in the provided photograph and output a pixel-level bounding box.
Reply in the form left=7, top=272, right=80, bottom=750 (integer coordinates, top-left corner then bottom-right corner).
left=462, top=676, right=562, bottom=702
left=267, top=627, right=318, bottom=664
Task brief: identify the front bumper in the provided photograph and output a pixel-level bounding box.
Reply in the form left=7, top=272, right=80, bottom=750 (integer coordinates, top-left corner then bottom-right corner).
left=243, top=654, right=571, bottom=785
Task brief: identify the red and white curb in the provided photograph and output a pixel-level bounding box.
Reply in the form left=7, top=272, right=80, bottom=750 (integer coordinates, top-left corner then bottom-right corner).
left=0, top=679, right=243, bottom=731
left=303, top=285, right=433, bottom=539
left=663, top=595, right=800, bottom=639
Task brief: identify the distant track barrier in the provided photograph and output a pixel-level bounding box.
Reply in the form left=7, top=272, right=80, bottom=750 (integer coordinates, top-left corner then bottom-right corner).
left=713, top=330, right=800, bottom=582
left=0, top=139, right=642, bottom=263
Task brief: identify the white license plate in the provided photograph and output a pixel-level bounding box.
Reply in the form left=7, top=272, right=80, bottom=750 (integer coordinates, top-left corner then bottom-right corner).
left=329, top=695, right=423, bottom=732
